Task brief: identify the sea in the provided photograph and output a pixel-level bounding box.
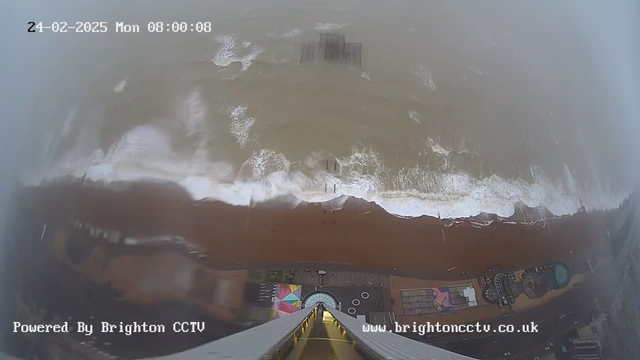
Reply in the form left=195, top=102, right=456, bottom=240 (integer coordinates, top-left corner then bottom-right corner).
left=12, top=0, right=640, bottom=219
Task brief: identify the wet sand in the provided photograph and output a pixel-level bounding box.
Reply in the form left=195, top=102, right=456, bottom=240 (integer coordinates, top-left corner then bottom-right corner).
left=16, top=181, right=627, bottom=279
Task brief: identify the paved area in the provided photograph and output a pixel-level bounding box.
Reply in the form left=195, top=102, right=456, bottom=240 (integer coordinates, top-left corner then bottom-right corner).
left=292, top=270, right=385, bottom=287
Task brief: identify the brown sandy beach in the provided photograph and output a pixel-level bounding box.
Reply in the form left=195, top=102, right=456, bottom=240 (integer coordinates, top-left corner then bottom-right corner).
left=8, top=180, right=636, bottom=360
left=15, top=180, right=627, bottom=279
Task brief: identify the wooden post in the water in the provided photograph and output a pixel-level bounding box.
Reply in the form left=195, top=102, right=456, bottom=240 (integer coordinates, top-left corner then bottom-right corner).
left=439, top=212, right=447, bottom=244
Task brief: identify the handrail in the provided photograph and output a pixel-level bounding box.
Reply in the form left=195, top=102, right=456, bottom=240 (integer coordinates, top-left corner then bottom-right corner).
left=144, top=305, right=318, bottom=360
left=144, top=304, right=477, bottom=360
left=325, top=306, right=476, bottom=360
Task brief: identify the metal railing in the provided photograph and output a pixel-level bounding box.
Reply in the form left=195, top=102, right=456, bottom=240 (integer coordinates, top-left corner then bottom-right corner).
left=145, top=306, right=318, bottom=360
left=144, top=303, right=476, bottom=360
left=325, top=306, right=476, bottom=360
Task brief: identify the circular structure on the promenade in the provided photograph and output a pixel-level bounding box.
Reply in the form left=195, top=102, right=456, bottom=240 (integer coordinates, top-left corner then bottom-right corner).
left=482, top=272, right=522, bottom=305
left=361, top=292, right=370, bottom=299
left=302, top=291, right=338, bottom=309
left=348, top=307, right=356, bottom=315
left=352, top=299, right=360, bottom=306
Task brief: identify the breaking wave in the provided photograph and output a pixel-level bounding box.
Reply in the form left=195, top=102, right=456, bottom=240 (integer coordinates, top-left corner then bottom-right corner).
left=315, top=23, right=349, bottom=31
left=229, top=106, right=256, bottom=147
left=23, top=124, right=631, bottom=219
left=213, top=34, right=264, bottom=72
left=267, top=28, right=302, bottom=38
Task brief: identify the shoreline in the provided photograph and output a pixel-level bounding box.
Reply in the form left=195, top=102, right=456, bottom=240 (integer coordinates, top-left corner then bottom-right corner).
left=15, top=180, right=630, bottom=279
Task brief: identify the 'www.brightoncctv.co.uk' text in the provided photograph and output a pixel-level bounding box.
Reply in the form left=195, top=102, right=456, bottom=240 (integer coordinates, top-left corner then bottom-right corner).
left=363, top=322, right=538, bottom=336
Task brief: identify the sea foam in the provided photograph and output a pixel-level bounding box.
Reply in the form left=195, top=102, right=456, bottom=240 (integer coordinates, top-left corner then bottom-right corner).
left=315, top=23, right=349, bottom=31
left=229, top=106, right=255, bottom=147
left=23, top=125, right=631, bottom=219
left=213, top=34, right=264, bottom=72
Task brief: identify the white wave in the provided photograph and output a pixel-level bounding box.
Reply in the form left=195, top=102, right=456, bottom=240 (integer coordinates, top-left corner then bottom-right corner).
left=214, top=34, right=237, bottom=66
left=179, top=88, right=207, bottom=136
left=361, top=72, right=372, bottom=81
left=25, top=126, right=630, bottom=220
left=239, top=149, right=290, bottom=180
left=27, top=125, right=173, bottom=183
left=61, top=106, right=77, bottom=137
left=240, top=47, right=264, bottom=71
left=104, top=125, right=176, bottom=162
left=229, top=106, right=255, bottom=147
left=427, top=137, right=450, bottom=157
left=268, top=28, right=302, bottom=38
left=413, top=65, right=437, bottom=90
left=213, top=34, right=264, bottom=72
left=315, top=22, right=349, bottom=31
left=408, top=111, right=420, bottom=124
left=114, top=76, right=127, bottom=93
left=282, top=28, right=302, bottom=37
left=318, top=151, right=627, bottom=218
